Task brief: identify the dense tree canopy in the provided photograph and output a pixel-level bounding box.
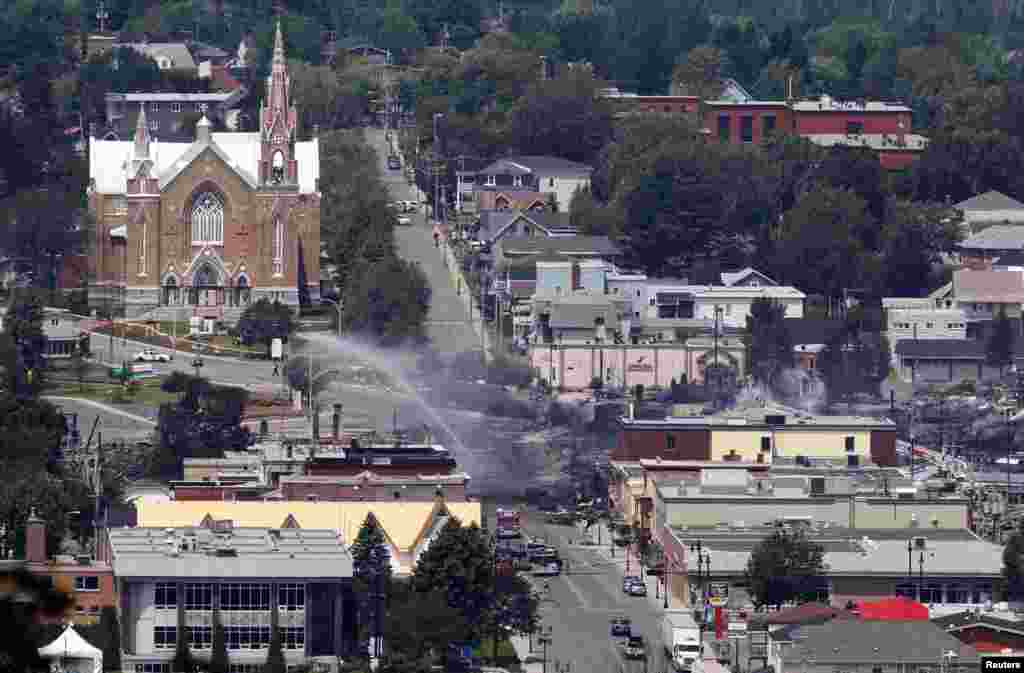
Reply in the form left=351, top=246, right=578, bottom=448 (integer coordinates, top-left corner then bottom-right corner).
left=746, top=527, right=826, bottom=608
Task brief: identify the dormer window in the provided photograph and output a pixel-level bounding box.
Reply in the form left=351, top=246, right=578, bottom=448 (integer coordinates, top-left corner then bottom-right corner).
left=486, top=175, right=496, bottom=186
left=513, top=176, right=522, bottom=188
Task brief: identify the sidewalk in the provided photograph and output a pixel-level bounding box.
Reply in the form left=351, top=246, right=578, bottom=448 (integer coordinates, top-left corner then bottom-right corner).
left=574, top=520, right=677, bottom=613
left=508, top=635, right=543, bottom=673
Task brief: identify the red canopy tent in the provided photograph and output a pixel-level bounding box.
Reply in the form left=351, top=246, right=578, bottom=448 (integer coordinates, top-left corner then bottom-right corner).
left=857, top=596, right=929, bottom=620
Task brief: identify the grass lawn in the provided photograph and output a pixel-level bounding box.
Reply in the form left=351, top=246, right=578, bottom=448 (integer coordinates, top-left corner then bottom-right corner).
left=47, top=378, right=178, bottom=407
left=473, top=636, right=519, bottom=663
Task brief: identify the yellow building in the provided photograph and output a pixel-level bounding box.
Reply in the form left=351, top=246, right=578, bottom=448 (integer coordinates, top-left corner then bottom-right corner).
left=135, top=500, right=482, bottom=574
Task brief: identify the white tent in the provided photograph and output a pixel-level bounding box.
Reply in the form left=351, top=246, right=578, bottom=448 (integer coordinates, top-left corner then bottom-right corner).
left=38, top=624, right=103, bottom=673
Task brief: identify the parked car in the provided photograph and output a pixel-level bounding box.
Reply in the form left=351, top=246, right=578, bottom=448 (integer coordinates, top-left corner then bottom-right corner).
left=134, top=348, right=171, bottom=362
left=624, top=636, right=646, bottom=660
left=402, top=201, right=418, bottom=212
left=628, top=581, right=647, bottom=597
left=387, top=155, right=401, bottom=170
left=610, top=617, right=632, bottom=637
left=397, top=216, right=412, bottom=226
left=622, top=576, right=641, bottom=593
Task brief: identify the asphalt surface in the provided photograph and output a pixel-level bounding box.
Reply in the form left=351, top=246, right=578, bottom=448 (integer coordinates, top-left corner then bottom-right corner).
left=366, top=128, right=483, bottom=357
left=519, top=510, right=678, bottom=673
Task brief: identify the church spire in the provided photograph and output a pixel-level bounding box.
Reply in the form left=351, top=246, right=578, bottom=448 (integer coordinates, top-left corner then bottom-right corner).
left=260, top=20, right=298, bottom=185
left=273, top=19, right=286, bottom=67
left=134, top=103, right=150, bottom=158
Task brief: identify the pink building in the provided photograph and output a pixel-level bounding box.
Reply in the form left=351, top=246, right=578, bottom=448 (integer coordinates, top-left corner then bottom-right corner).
left=530, top=339, right=745, bottom=391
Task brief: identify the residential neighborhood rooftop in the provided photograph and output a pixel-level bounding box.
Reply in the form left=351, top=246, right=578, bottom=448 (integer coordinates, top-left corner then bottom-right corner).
left=952, top=269, right=1024, bottom=302
left=955, top=190, right=1024, bottom=212
left=960, top=226, right=1024, bottom=251
left=778, top=620, right=979, bottom=665
left=498, top=235, right=621, bottom=256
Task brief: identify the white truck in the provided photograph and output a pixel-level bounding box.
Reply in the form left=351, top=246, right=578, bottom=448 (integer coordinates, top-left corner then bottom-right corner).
left=662, top=610, right=703, bottom=673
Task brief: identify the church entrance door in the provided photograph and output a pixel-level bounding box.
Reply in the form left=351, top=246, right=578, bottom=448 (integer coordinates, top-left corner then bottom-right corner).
left=189, top=264, right=223, bottom=307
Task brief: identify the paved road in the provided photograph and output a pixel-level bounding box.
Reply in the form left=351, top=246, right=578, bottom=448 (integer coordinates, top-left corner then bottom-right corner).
left=519, top=511, right=678, bottom=673
left=43, top=396, right=157, bottom=442
left=365, top=129, right=483, bottom=357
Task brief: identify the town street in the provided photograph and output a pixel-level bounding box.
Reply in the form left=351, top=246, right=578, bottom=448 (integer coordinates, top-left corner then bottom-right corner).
left=518, top=510, right=677, bottom=673
left=366, top=128, right=485, bottom=357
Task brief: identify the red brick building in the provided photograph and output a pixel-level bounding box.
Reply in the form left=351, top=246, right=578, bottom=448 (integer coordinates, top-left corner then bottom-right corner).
left=606, top=94, right=700, bottom=117
left=704, top=95, right=927, bottom=170
left=25, top=511, right=117, bottom=625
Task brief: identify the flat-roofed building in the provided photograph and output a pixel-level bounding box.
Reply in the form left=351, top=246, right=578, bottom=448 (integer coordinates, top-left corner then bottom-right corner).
left=106, top=525, right=356, bottom=672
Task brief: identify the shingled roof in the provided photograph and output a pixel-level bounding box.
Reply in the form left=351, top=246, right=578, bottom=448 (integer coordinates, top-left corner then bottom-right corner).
left=955, top=190, right=1024, bottom=212
left=780, top=620, right=980, bottom=666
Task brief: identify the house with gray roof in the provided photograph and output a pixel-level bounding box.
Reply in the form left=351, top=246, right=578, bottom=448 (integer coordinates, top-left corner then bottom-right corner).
left=106, top=525, right=356, bottom=671
left=475, top=210, right=576, bottom=244
left=116, top=42, right=197, bottom=74
left=474, top=156, right=593, bottom=212
left=956, top=190, right=1024, bottom=236
left=769, top=619, right=979, bottom=673
left=105, top=90, right=247, bottom=142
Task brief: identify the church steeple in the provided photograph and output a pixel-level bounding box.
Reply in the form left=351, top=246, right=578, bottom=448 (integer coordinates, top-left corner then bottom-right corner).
left=259, top=19, right=298, bottom=186
left=134, top=103, right=151, bottom=159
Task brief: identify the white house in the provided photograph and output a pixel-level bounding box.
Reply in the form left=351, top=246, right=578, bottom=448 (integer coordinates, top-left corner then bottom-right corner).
left=474, top=156, right=592, bottom=212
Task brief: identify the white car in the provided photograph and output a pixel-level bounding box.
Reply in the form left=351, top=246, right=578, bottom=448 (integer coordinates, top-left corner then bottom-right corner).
left=397, top=216, right=413, bottom=226
left=134, top=349, right=171, bottom=362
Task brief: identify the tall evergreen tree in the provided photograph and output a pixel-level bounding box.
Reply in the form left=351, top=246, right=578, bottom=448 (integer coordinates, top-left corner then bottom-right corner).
left=172, top=599, right=196, bottom=673
left=987, top=306, right=1016, bottom=375
left=351, top=514, right=392, bottom=658
left=296, top=235, right=311, bottom=309
left=99, top=606, right=122, bottom=672
left=209, top=611, right=229, bottom=673
left=264, top=600, right=286, bottom=673
left=744, top=297, right=795, bottom=394
left=0, top=296, right=49, bottom=397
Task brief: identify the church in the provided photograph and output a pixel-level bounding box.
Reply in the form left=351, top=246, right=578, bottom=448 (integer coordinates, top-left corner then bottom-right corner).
left=87, top=22, right=321, bottom=322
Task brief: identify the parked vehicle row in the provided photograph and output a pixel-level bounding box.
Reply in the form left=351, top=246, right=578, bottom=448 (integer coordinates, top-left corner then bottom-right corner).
left=622, top=575, right=647, bottom=596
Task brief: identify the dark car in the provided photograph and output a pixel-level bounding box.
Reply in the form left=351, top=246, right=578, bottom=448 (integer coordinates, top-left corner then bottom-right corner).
left=387, top=155, right=401, bottom=170
left=624, top=636, right=646, bottom=660
left=610, top=617, right=632, bottom=637
left=622, top=575, right=641, bottom=593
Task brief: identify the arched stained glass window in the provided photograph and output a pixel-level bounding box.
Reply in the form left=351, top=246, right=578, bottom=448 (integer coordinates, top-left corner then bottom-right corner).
left=191, top=193, right=224, bottom=245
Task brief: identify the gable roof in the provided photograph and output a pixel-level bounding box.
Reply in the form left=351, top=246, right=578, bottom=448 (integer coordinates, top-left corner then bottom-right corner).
left=133, top=500, right=482, bottom=553
left=118, top=42, right=197, bottom=70
left=480, top=156, right=593, bottom=177
left=476, top=191, right=550, bottom=211
left=89, top=133, right=320, bottom=195
left=498, top=235, right=620, bottom=257
left=750, top=602, right=853, bottom=626
left=955, top=190, right=1024, bottom=212
left=953, top=269, right=1024, bottom=302
left=960, top=225, right=1024, bottom=251
left=720, top=267, right=777, bottom=287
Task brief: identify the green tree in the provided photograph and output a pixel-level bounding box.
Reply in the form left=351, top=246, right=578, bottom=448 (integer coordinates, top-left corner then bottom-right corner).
left=99, top=606, right=122, bottom=672
left=771, top=187, right=871, bottom=316
left=671, top=45, right=729, bottom=98
left=0, top=567, right=72, bottom=673
left=340, top=256, right=431, bottom=345
left=412, top=518, right=494, bottom=637
left=987, top=306, right=1015, bottom=376
left=508, top=69, right=615, bottom=165
left=378, top=1, right=426, bottom=57
left=745, top=527, right=826, bottom=609
left=237, top=298, right=295, bottom=359
left=744, top=297, right=795, bottom=393
left=209, top=612, right=229, bottom=673
left=0, top=296, right=49, bottom=397
left=1003, top=522, right=1024, bottom=600
left=876, top=200, right=963, bottom=298
left=172, top=603, right=196, bottom=673
left=351, top=514, right=392, bottom=658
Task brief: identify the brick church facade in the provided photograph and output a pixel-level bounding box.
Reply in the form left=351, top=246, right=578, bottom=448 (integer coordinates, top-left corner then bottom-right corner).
left=87, top=22, right=320, bottom=321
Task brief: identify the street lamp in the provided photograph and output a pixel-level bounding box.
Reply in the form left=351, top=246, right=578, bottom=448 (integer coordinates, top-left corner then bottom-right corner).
left=537, top=625, right=552, bottom=673
left=321, top=297, right=343, bottom=338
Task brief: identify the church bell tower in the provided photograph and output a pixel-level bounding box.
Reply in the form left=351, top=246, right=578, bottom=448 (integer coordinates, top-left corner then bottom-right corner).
left=259, top=20, right=298, bottom=186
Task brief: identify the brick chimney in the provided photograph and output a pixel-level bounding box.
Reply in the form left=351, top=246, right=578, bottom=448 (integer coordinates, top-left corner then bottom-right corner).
left=26, top=508, right=46, bottom=563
